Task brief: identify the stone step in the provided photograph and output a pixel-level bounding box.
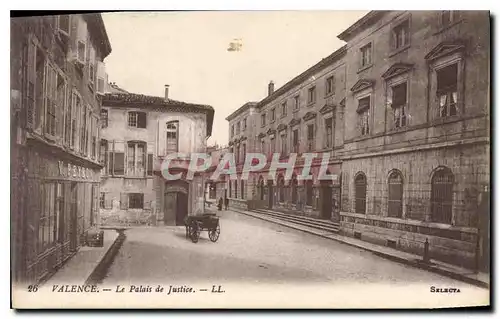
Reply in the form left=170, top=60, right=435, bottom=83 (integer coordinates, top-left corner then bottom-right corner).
left=252, top=209, right=340, bottom=233
left=254, top=208, right=340, bottom=228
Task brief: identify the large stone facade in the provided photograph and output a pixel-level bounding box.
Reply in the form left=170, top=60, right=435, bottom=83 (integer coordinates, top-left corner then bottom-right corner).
left=224, top=10, right=490, bottom=270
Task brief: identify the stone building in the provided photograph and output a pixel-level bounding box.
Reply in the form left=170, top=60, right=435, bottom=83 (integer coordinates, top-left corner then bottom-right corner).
left=205, top=145, right=229, bottom=202
left=99, top=85, right=214, bottom=226
left=226, top=48, right=347, bottom=220
left=11, top=14, right=111, bottom=284
left=224, top=10, right=490, bottom=270
left=336, top=11, right=490, bottom=270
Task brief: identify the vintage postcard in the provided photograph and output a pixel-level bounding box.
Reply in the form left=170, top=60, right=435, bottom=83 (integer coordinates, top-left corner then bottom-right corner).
left=10, top=10, right=490, bottom=309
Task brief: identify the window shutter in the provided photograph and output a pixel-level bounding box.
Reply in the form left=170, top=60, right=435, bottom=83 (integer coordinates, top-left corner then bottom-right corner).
left=96, top=61, right=106, bottom=95
left=147, top=154, right=153, bottom=176
left=26, top=39, right=36, bottom=129
left=114, top=152, right=125, bottom=175
left=120, top=193, right=128, bottom=210
left=138, top=112, right=147, bottom=128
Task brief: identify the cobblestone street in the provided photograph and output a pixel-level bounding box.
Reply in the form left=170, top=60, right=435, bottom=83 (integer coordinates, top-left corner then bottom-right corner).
left=102, top=210, right=486, bottom=292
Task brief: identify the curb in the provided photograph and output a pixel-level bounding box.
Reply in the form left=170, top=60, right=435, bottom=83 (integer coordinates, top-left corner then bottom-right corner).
left=85, top=229, right=127, bottom=285
left=233, top=208, right=489, bottom=289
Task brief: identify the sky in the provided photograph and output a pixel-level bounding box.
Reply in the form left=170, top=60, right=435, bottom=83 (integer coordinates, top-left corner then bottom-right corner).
left=101, top=11, right=368, bottom=147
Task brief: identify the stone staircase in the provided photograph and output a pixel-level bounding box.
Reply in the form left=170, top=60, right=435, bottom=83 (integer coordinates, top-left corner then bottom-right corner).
left=248, top=208, right=340, bottom=233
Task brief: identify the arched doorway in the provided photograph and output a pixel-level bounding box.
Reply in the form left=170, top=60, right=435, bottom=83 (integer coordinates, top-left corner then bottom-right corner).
left=164, top=180, right=189, bottom=226
left=267, top=180, right=274, bottom=209
left=320, top=170, right=333, bottom=220
left=291, top=174, right=298, bottom=205
left=355, top=172, right=367, bottom=214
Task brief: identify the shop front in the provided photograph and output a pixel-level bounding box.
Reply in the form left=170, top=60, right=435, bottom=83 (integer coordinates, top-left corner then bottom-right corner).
left=21, top=147, right=100, bottom=284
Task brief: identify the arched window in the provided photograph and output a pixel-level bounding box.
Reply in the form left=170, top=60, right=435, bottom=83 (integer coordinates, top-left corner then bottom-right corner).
left=278, top=175, right=285, bottom=203
left=355, top=172, right=367, bottom=214
left=306, top=180, right=313, bottom=206
left=166, top=121, right=179, bottom=153
left=431, top=167, right=454, bottom=224
left=388, top=170, right=403, bottom=218
left=291, top=174, right=298, bottom=204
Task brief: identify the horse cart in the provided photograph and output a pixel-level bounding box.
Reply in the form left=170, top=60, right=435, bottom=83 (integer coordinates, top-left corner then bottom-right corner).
left=184, top=213, right=220, bottom=243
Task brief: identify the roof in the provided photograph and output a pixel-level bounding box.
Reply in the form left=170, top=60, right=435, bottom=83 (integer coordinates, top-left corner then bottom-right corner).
left=83, top=13, right=112, bottom=59
left=256, top=45, right=347, bottom=109
left=103, top=92, right=215, bottom=137
left=337, top=11, right=389, bottom=41
left=225, top=102, right=258, bottom=121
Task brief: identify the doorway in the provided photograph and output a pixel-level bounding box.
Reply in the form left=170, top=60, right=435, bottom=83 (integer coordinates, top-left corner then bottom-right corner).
left=268, top=180, right=274, bottom=209
left=69, top=182, right=78, bottom=252
left=320, top=183, right=333, bottom=220
left=164, top=180, right=190, bottom=226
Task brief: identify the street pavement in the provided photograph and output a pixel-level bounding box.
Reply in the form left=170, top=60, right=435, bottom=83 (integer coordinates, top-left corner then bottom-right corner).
left=101, top=210, right=486, bottom=289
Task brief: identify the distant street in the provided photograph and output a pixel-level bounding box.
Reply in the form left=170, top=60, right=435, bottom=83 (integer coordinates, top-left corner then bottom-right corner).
left=102, top=210, right=484, bottom=290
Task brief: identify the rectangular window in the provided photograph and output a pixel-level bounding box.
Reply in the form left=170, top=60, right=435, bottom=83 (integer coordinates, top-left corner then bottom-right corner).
left=271, top=108, right=276, bottom=122
left=360, top=43, right=372, bottom=67
left=261, top=114, right=266, bottom=127
left=391, top=82, right=408, bottom=128
left=325, top=117, right=333, bottom=148
left=231, top=125, right=234, bottom=137
left=292, top=129, right=299, bottom=153
left=242, top=119, right=246, bottom=131
left=57, top=15, right=71, bottom=35
left=270, top=137, right=275, bottom=154
left=441, top=11, right=454, bottom=27
left=43, top=63, right=57, bottom=137
left=99, top=192, right=105, bottom=209
left=242, top=144, right=246, bottom=163
left=113, top=152, right=125, bottom=175
left=101, top=109, right=108, bottom=128
left=128, top=193, right=144, bottom=209
left=307, top=124, right=314, bottom=151
left=393, top=20, right=409, bottom=49
left=127, top=142, right=146, bottom=177
left=70, top=92, right=80, bottom=149
left=166, top=121, right=179, bottom=153
left=79, top=106, right=88, bottom=154
left=260, top=138, right=265, bottom=153
left=281, top=133, right=287, bottom=154
left=281, top=101, right=287, bottom=117
left=326, top=76, right=335, bottom=95
left=437, top=63, right=458, bottom=117
left=39, top=183, right=61, bottom=253
left=294, top=95, right=300, bottom=110
left=307, top=86, right=316, bottom=104
left=100, top=139, right=108, bottom=170
left=128, top=112, right=147, bottom=128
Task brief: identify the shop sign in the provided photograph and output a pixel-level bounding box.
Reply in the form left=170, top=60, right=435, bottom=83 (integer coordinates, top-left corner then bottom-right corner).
left=58, top=161, right=94, bottom=180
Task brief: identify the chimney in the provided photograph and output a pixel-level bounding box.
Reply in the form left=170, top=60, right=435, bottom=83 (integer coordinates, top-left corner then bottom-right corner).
left=268, top=81, right=274, bottom=96
left=164, top=84, right=170, bottom=100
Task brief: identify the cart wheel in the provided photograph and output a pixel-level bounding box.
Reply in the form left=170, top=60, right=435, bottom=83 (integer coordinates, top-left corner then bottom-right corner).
left=189, top=222, right=200, bottom=243
left=209, top=223, right=220, bottom=242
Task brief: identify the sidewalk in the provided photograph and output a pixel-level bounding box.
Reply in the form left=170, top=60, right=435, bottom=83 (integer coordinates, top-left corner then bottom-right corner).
left=42, top=228, right=124, bottom=286
left=230, top=207, right=490, bottom=289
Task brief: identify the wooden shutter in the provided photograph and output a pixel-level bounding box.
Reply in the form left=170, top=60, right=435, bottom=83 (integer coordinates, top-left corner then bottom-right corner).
left=114, top=152, right=125, bottom=175
left=120, top=193, right=128, bottom=210
left=138, top=112, right=147, bottom=128
left=147, top=154, right=153, bottom=176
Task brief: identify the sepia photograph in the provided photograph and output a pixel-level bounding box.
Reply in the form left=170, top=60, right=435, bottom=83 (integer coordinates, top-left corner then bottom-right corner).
left=10, top=9, right=491, bottom=309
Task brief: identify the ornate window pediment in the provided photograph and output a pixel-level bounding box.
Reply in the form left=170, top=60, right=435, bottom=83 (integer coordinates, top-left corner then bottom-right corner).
left=350, top=79, right=375, bottom=94
left=289, top=118, right=301, bottom=127
left=319, top=104, right=335, bottom=115
left=277, top=123, right=287, bottom=131
left=239, top=136, right=247, bottom=142
left=303, top=111, right=317, bottom=122
left=425, top=40, right=466, bottom=61
left=340, top=98, right=346, bottom=107
left=257, top=132, right=266, bottom=138
left=228, top=141, right=234, bottom=146
left=382, top=63, right=414, bottom=80
left=267, top=128, right=276, bottom=135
